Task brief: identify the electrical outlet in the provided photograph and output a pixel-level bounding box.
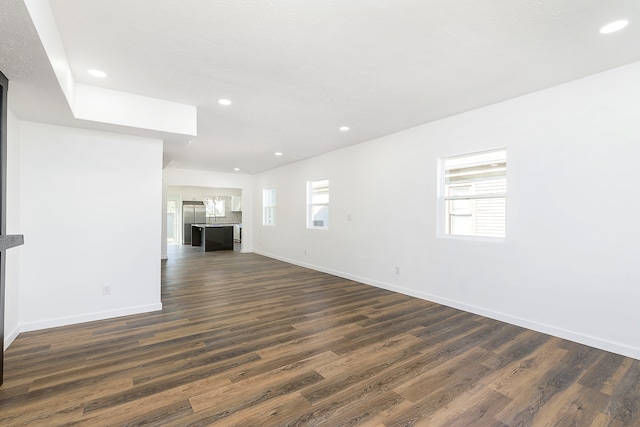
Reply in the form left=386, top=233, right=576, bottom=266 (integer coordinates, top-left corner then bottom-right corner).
left=304, top=249, right=307, bottom=256
left=102, top=284, right=111, bottom=295
left=395, top=266, right=400, bottom=274
left=347, top=214, right=352, bottom=221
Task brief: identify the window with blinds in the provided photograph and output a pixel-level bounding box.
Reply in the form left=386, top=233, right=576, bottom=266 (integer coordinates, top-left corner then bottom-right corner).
left=441, top=149, right=506, bottom=238
left=263, top=188, right=276, bottom=226
left=307, top=179, right=329, bottom=229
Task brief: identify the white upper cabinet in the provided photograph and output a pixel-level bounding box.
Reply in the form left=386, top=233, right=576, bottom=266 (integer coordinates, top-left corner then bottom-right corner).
left=231, top=195, right=242, bottom=212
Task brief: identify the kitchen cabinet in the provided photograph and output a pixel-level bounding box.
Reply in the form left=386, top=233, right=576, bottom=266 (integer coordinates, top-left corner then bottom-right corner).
left=191, top=224, right=234, bottom=251
left=231, top=195, right=242, bottom=212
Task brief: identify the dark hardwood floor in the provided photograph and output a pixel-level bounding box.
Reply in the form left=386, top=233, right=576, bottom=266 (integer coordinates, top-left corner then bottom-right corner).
left=1, top=245, right=639, bottom=426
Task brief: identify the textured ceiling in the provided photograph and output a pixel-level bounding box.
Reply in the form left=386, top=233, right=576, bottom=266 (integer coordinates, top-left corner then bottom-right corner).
left=2, top=0, right=640, bottom=173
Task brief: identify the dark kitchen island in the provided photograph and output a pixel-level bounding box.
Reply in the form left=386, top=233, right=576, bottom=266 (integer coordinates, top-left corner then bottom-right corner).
left=191, top=224, right=234, bottom=251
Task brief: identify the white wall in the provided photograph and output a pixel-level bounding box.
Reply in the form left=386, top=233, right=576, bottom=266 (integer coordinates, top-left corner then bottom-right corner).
left=253, top=61, right=640, bottom=359
left=18, top=122, right=163, bottom=331
left=163, top=168, right=254, bottom=253
left=4, top=110, right=22, bottom=349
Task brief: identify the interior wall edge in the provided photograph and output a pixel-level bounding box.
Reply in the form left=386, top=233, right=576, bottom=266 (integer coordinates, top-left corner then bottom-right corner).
left=3, top=326, right=19, bottom=351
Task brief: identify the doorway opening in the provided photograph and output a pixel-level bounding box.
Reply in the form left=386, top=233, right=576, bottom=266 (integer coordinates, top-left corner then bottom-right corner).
left=166, top=200, right=177, bottom=244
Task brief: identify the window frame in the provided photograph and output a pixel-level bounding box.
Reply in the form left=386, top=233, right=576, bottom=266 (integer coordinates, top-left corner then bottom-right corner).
left=205, top=198, right=226, bottom=218
left=438, top=148, right=507, bottom=240
left=306, top=179, right=329, bottom=230
left=262, top=188, right=276, bottom=226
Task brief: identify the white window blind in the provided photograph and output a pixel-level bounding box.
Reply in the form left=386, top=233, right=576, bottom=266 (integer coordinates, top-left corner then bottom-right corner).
left=441, top=149, right=506, bottom=238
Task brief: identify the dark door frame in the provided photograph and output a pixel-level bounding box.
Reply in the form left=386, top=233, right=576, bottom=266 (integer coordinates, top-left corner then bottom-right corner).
left=0, top=70, right=24, bottom=386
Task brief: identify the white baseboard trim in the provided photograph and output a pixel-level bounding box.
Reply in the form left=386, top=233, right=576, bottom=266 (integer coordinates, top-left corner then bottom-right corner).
left=255, top=250, right=640, bottom=360
left=4, top=325, right=21, bottom=351
left=17, top=303, right=163, bottom=335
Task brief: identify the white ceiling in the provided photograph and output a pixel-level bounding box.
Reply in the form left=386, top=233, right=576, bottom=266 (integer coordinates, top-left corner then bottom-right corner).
left=1, top=1, right=639, bottom=174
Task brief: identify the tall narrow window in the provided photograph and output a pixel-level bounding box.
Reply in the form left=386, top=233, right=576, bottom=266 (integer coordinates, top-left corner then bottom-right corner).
left=307, top=179, right=329, bottom=229
left=263, top=188, right=276, bottom=226
left=440, top=149, right=506, bottom=238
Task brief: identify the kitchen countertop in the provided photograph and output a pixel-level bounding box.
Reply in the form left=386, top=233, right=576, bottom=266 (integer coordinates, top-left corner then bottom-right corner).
left=192, top=223, right=239, bottom=227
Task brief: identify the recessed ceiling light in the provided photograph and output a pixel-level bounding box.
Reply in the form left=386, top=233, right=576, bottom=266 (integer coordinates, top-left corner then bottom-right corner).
left=88, top=69, right=107, bottom=78
left=339, top=126, right=350, bottom=131
left=275, top=152, right=283, bottom=156
left=218, top=99, right=232, bottom=106
left=600, top=20, right=628, bottom=34
left=234, top=167, right=240, bottom=171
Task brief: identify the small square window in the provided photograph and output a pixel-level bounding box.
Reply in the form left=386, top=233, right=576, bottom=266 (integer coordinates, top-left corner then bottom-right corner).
left=204, top=197, right=225, bottom=218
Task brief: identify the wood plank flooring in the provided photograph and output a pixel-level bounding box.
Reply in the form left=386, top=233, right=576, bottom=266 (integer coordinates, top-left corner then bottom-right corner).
left=1, top=245, right=639, bottom=426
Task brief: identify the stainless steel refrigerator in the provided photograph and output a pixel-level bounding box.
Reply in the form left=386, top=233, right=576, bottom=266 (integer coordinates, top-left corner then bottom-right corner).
left=182, top=202, right=206, bottom=244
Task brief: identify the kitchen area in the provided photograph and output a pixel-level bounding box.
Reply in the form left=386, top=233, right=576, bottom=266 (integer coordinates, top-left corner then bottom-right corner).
left=167, top=186, right=242, bottom=251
